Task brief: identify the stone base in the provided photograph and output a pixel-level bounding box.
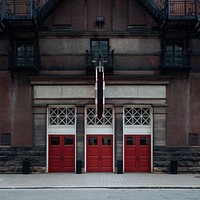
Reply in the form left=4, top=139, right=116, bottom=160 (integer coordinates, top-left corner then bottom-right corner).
left=1, top=146, right=200, bottom=174
left=0, top=147, right=46, bottom=174
left=154, top=146, right=200, bottom=173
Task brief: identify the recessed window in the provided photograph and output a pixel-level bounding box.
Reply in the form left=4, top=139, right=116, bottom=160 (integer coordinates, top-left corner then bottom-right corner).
left=189, top=133, right=199, bottom=146
left=163, top=40, right=190, bottom=68
left=90, top=38, right=109, bottom=63
left=0, top=133, right=11, bottom=146
left=88, top=138, right=98, bottom=145
left=64, top=138, right=73, bottom=145
left=124, top=107, right=150, bottom=126
left=50, top=137, right=60, bottom=145
left=87, top=107, right=113, bottom=126
left=126, top=137, right=135, bottom=145
left=102, top=137, right=111, bottom=145
left=49, top=107, right=75, bottom=126
left=140, top=137, right=149, bottom=145
left=16, top=41, right=35, bottom=67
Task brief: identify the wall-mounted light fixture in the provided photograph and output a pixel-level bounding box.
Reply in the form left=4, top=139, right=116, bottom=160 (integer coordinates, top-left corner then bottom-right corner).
left=96, top=16, right=104, bottom=26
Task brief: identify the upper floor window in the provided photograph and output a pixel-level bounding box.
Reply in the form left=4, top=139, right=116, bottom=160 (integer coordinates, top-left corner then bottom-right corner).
left=0, top=133, right=11, bottom=146
left=91, top=38, right=109, bottom=63
left=165, top=41, right=183, bottom=67
left=163, top=40, right=190, bottom=69
left=16, top=41, right=35, bottom=67
left=86, top=38, right=114, bottom=75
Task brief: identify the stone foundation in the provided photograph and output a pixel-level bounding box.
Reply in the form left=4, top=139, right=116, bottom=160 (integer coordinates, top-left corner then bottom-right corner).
left=0, top=147, right=46, bottom=174
left=1, top=146, right=200, bottom=174
left=154, top=146, right=200, bottom=173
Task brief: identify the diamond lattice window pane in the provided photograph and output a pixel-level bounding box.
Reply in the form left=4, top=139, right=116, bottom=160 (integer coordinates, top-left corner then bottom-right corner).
left=86, top=108, right=113, bottom=126
left=49, top=107, right=75, bottom=126
left=124, top=107, right=150, bottom=126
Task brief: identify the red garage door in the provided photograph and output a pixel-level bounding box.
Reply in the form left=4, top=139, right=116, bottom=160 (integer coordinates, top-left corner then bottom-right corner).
left=49, top=135, right=75, bottom=172
left=87, top=135, right=113, bottom=172
left=124, top=135, right=151, bottom=172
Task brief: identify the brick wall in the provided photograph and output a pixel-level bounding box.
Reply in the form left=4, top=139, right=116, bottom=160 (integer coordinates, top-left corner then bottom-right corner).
left=43, top=0, right=156, bottom=31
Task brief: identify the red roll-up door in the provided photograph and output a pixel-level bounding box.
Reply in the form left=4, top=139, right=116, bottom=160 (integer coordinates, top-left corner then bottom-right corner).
left=49, top=135, right=75, bottom=172
left=124, top=135, right=151, bottom=172
left=87, top=135, right=113, bottom=172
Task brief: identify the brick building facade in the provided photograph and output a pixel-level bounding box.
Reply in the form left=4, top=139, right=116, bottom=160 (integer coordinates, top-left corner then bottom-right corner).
left=0, top=0, right=200, bottom=173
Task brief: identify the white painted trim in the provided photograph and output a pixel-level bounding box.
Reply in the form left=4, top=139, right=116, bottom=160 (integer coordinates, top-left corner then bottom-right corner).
left=46, top=105, right=77, bottom=173
left=124, top=127, right=151, bottom=134
left=84, top=105, right=115, bottom=172
left=48, top=127, right=76, bottom=134
left=46, top=107, right=49, bottom=173
left=113, top=107, right=115, bottom=172
left=86, top=127, right=114, bottom=134
left=48, top=105, right=76, bottom=134
left=151, top=107, right=154, bottom=173
left=122, top=105, right=153, bottom=172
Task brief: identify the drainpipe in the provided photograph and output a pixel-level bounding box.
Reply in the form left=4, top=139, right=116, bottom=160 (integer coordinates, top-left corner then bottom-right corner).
left=1, top=0, right=6, bottom=20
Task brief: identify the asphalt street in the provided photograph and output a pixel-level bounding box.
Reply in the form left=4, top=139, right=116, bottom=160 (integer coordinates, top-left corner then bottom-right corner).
left=0, top=189, right=200, bottom=200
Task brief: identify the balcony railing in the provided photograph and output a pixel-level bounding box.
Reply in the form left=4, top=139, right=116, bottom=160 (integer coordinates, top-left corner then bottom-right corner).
left=162, top=50, right=191, bottom=69
left=0, top=0, right=59, bottom=22
left=0, top=0, right=37, bottom=20
left=1, top=0, right=199, bottom=23
left=8, top=50, right=38, bottom=71
left=168, top=0, right=199, bottom=16
left=153, top=0, right=200, bottom=17
left=86, top=51, right=114, bottom=74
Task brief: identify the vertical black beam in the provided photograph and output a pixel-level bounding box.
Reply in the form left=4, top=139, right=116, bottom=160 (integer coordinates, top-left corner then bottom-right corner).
left=97, top=69, right=103, bottom=118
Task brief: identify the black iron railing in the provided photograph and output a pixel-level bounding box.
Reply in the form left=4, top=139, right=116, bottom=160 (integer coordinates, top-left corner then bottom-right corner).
left=9, top=49, right=38, bottom=71
left=36, top=0, right=60, bottom=20
left=1, top=0, right=199, bottom=22
left=0, top=0, right=61, bottom=22
left=138, top=0, right=200, bottom=19
left=168, top=0, right=197, bottom=16
left=162, top=50, right=191, bottom=68
left=135, top=0, right=167, bottom=25
left=0, top=1, right=2, bottom=17
left=153, top=0, right=199, bottom=17
left=0, top=0, right=37, bottom=19
left=86, top=51, right=114, bottom=73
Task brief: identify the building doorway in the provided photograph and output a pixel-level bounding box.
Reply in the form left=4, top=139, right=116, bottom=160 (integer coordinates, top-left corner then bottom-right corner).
left=48, top=135, right=75, bottom=172
left=123, top=106, right=152, bottom=172
left=86, top=135, right=113, bottom=172
left=124, top=135, right=151, bottom=172
left=85, top=106, right=114, bottom=172
left=47, top=106, right=76, bottom=172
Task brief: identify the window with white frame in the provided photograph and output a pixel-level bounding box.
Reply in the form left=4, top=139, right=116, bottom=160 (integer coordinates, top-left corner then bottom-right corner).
left=49, top=107, right=75, bottom=126
left=86, top=107, right=113, bottom=126
left=124, top=107, right=150, bottom=126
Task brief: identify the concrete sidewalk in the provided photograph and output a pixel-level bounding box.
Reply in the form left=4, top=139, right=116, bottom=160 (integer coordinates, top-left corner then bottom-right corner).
left=0, top=173, right=200, bottom=189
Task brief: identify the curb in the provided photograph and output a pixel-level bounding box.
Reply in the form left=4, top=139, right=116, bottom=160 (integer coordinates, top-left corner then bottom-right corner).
left=1, top=186, right=200, bottom=190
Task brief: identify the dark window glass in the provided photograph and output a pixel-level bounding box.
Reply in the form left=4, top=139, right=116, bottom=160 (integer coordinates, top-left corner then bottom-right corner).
left=102, top=137, right=111, bottom=145
left=0, top=133, right=11, bottom=145
left=165, top=40, right=183, bottom=67
left=140, top=137, right=149, bottom=145
left=126, top=137, right=135, bottom=145
left=91, top=39, right=109, bottom=62
left=189, top=133, right=199, bottom=146
left=50, top=137, right=60, bottom=145
left=89, top=138, right=98, bottom=145
left=17, top=42, right=35, bottom=67
left=64, top=138, right=73, bottom=145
